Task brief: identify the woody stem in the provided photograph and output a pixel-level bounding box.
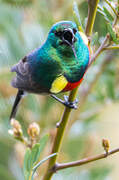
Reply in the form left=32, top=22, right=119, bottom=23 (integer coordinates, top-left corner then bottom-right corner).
left=43, top=1, right=99, bottom=180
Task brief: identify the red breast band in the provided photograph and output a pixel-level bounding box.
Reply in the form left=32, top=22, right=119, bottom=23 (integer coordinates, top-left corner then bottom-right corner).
left=63, top=77, right=83, bottom=92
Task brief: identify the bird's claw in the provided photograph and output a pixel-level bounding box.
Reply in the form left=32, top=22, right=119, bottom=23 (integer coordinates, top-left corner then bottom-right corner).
left=63, top=95, right=78, bottom=109
left=56, top=96, right=78, bottom=128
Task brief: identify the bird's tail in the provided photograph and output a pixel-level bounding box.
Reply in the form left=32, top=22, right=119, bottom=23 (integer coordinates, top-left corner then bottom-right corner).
left=10, top=90, right=24, bottom=121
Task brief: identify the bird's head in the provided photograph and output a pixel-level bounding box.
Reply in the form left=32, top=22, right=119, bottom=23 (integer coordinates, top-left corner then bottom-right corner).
left=47, top=21, right=80, bottom=58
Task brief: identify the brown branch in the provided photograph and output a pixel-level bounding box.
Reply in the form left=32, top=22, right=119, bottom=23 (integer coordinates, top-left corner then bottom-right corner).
left=103, top=46, right=119, bottom=50
left=88, top=34, right=110, bottom=67
left=52, top=147, right=119, bottom=172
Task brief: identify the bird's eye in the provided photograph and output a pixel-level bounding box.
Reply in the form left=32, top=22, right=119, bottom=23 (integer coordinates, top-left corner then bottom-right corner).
left=73, top=28, right=77, bottom=34
left=55, top=31, right=62, bottom=37
left=63, top=30, right=73, bottom=44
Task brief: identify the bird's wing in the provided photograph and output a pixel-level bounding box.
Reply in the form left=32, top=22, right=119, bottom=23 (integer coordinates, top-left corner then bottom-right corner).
left=50, top=75, right=68, bottom=94
left=11, top=56, right=32, bottom=90
left=11, top=55, right=66, bottom=94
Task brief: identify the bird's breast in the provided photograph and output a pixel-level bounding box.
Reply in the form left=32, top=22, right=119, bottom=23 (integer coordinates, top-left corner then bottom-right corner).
left=62, top=77, right=83, bottom=92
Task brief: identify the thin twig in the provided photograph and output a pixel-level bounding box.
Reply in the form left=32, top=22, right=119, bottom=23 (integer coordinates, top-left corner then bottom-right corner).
left=103, top=46, right=119, bottom=50
left=88, top=34, right=110, bottom=67
left=52, top=147, right=119, bottom=171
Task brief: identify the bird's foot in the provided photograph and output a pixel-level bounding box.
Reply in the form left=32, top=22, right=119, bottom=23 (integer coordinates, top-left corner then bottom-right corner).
left=63, top=95, right=78, bottom=109
left=51, top=94, right=78, bottom=109
left=56, top=96, right=78, bottom=128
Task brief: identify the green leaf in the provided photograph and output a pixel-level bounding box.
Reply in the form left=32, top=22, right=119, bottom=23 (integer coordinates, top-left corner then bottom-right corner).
left=98, top=4, right=104, bottom=11
left=97, top=9, right=109, bottom=22
left=73, top=1, right=83, bottom=32
left=35, top=134, right=49, bottom=161
left=23, top=134, right=49, bottom=180
left=31, top=153, right=57, bottom=180
left=28, top=143, right=41, bottom=171
left=103, top=7, right=114, bottom=23
left=97, top=5, right=114, bottom=23
left=106, top=23, right=119, bottom=44
left=23, top=148, right=31, bottom=180
left=28, top=134, right=49, bottom=171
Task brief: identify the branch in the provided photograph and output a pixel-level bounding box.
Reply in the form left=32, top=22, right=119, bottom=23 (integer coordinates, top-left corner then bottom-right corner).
left=52, top=147, right=119, bottom=172
left=85, top=0, right=100, bottom=36
left=88, top=34, right=110, bottom=67
left=43, top=1, right=99, bottom=179
left=103, top=46, right=119, bottom=50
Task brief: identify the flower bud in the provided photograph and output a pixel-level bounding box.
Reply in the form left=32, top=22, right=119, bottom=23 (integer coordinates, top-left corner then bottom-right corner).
left=10, top=118, right=23, bottom=137
left=27, top=122, right=40, bottom=139
left=102, top=139, right=110, bottom=154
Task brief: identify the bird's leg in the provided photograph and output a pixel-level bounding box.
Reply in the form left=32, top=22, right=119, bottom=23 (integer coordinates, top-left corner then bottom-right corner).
left=51, top=94, right=78, bottom=127
left=51, top=94, right=78, bottom=109
left=10, top=90, right=24, bottom=121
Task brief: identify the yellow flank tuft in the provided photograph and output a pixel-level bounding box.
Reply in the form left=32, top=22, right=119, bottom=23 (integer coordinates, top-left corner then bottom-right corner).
left=50, top=75, right=68, bottom=93
left=79, top=31, right=89, bottom=46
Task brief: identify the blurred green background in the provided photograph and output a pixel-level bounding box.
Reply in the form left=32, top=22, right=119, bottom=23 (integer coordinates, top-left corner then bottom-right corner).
left=0, top=0, right=119, bottom=179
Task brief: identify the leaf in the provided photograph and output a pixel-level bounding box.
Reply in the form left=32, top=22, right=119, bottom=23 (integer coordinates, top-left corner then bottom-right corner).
left=97, top=5, right=114, bottom=23
left=23, top=148, right=31, bottom=180
left=23, top=134, right=49, bottom=180
left=31, top=153, right=57, bottom=180
left=73, top=1, right=83, bottom=32
left=97, top=9, right=109, bottom=22
left=103, top=7, right=114, bottom=23
left=106, top=23, right=119, bottom=44
left=35, top=134, right=49, bottom=162
left=28, top=144, right=41, bottom=171
left=27, top=134, right=49, bottom=171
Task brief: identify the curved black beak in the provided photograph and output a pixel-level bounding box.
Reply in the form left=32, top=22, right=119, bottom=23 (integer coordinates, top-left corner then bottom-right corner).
left=62, top=28, right=77, bottom=59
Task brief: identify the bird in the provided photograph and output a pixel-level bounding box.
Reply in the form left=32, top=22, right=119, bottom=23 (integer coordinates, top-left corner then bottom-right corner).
left=10, top=21, right=90, bottom=121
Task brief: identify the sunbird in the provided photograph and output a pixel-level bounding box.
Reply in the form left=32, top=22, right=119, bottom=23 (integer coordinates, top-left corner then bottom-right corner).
left=10, top=21, right=90, bottom=121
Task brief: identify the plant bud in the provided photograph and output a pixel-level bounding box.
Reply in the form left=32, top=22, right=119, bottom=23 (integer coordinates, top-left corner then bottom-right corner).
left=102, top=139, right=110, bottom=154
left=27, top=122, right=40, bottom=139
left=10, top=118, right=23, bottom=137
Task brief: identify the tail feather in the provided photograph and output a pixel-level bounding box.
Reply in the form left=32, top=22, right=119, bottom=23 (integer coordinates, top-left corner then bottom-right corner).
left=10, top=90, right=24, bottom=121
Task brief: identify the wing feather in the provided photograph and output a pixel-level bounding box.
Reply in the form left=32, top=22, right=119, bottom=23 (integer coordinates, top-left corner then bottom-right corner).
left=11, top=56, right=31, bottom=90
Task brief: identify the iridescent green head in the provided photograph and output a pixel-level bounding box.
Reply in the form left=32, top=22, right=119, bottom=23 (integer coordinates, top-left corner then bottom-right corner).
left=47, top=21, right=79, bottom=57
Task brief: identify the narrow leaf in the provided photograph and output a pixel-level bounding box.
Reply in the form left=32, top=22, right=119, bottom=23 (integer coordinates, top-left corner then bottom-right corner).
left=107, top=23, right=119, bottom=44
left=23, top=148, right=31, bottom=180
left=31, top=153, right=57, bottom=180
left=73, top=1, right=83, bottom=32
left=98, top=4, right=104, bottom=11
left=103, top=7, right=114, bottom=22
left=28, top=134, right=49, bottom=171
left=28, top=144, right=40, bottom=171
left=97, top=9, right=110, bottom=22
left=35, top=134, right=49, bottom=162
